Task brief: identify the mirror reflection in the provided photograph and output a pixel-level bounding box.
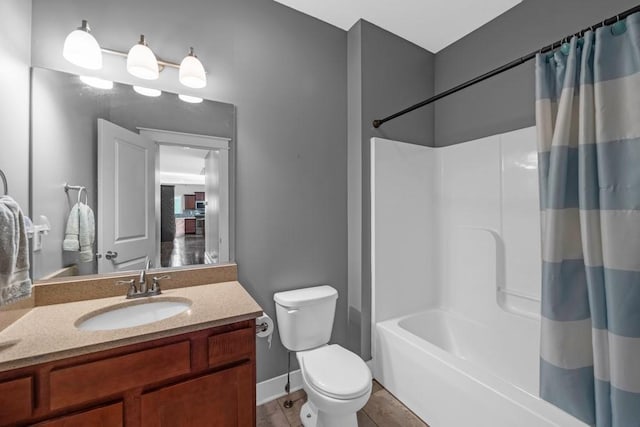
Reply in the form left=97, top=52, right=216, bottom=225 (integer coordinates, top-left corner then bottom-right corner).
left=30, top=67, right=235, bottom=281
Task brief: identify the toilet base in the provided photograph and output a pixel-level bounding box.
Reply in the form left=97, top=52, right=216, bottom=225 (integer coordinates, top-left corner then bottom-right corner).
left=299, top=401, right=358, bottom=427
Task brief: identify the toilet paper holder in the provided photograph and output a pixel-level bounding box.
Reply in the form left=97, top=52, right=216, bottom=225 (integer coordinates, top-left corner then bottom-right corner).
left=256, top=322, right=269, bottom=334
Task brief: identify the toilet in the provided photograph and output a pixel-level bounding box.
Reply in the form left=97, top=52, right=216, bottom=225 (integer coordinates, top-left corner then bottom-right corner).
left=274, top=285, right=372, bottom=427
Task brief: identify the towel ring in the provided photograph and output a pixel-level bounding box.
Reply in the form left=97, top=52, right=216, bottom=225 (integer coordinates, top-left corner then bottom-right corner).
left=77, top=187, right=88, bottom=205
left=0, top=169, right=7, bottom=196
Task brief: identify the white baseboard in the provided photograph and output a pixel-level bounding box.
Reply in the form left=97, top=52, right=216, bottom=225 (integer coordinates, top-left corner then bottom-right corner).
left=256, top=369, right=303, bottom=406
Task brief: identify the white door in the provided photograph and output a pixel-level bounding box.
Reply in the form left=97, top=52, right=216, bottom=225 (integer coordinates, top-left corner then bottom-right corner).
left=97, top=119, right=155, bottom=273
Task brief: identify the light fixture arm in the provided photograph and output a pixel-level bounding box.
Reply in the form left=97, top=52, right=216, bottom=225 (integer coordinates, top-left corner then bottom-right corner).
left=100, top=47, right=177, bottom=72
left=100, top=47, right=207, bottom=73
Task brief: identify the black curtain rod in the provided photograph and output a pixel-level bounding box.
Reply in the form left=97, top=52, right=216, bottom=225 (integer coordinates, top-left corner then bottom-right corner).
left=372, top=3, right=640, bottom=129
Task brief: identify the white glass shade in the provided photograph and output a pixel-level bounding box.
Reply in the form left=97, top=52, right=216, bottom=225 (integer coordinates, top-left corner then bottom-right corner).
left=133, top=86, right=162, bottom=97
left=178, top=94, right=203, bottom=104
left=79, top=76, right=113, bottom=89
left=127, top=39, right=159, bottom=80
left=63, top=27, right=102, bottom=70
left=179, top=52, right=207, bottom=88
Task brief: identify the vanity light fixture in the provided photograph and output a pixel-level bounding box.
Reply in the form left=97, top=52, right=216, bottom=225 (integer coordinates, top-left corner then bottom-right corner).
left=126, top=35, right=159, bottom=80
left=178, top=94, right=204, bottom=104
left=179, top=48, right=207, bottom=88
left=63, top=20, right=102, bottom=70
left=133, top=85, right=162, bottom=97
left=62, top=20, right=207, bottom=89
left=79, top=75, right=113, bottom=89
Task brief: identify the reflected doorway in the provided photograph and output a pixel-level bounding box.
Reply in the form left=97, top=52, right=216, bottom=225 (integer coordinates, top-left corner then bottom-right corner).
left=159, top=145, right=209, bottom=267
left=139, top=128, right=230, bottom=269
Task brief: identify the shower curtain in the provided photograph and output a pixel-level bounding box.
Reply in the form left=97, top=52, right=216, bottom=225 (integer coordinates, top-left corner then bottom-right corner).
left=536, top=13, right=640, bottom=427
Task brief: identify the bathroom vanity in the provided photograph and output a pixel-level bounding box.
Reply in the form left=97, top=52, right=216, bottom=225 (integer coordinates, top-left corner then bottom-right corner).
left=0, top=265, right=262, bottom=426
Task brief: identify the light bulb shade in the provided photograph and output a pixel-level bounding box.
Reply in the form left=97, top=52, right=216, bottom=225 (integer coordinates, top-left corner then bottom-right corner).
left=63, top=25, right=102, bottom=70
left=179, top=51, right=207, bottom=88
left=133, top=86, right=162, bottom=97
left=126, top=38, right=159, bottom=80
left=178, top=94, right=203, bottom=104
left=79, top=76, right=113, bottom=89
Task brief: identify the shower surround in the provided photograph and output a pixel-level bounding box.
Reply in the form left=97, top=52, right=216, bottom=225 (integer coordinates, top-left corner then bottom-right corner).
left=370, top=127, right=586, bottom=426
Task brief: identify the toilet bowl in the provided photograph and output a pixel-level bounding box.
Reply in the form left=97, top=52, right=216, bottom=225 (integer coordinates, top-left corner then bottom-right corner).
left=297, top=344, right=372, bottom=427
left=273, top=286, right=372, bottom=427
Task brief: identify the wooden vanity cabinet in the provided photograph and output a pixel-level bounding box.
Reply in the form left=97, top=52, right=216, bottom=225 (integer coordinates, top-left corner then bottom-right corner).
left=0, top=320, right=256, bottom=427
left=33, top=403, right=124, bottom=427
left=141, top=363, right=253, bottom=426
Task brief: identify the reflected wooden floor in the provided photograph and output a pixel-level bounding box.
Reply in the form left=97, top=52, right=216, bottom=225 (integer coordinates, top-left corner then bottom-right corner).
left=257, top=381, right=429, bottom=427
left=160, top=235, right=205, bottom=267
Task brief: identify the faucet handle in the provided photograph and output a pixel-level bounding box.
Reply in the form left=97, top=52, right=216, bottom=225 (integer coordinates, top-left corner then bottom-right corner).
left=150, top=275, right=170, bottom=294
left=116, top=279, right=138, bottom=297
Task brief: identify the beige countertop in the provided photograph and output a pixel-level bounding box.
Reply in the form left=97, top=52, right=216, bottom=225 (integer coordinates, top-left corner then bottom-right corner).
left=0, top=281, right=262, bottom=373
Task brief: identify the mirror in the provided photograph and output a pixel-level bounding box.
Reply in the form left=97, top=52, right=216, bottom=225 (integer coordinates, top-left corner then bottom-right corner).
left=30, top=67, right=235, bottom=281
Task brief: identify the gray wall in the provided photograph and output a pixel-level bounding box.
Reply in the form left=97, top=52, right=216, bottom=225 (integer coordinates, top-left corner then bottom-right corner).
left=30, top=0, right=347, bottom=382
left=348, top=20, right=434, bottom=358
left=434, top=0, right=640, bottom=146
left=31, top=68, right=105, bottom=279
left=0, top=0, right=31, bottom=212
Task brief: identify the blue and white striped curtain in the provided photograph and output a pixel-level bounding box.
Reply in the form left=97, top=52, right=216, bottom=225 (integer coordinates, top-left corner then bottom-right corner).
left=535, top=13, right=640, bottom=427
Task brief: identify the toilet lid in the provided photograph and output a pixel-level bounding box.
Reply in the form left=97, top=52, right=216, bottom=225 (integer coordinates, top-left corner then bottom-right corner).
left=301, top=345, right=372, bottom=400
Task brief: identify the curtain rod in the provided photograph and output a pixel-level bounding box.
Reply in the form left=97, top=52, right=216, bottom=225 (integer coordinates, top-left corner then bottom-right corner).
left=372, top=3, right=640, bottom=129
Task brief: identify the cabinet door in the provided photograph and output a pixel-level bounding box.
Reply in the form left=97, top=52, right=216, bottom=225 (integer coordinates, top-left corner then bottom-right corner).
left=141, top=363, right=254, bottom=427
left=34, top=402, right=123, bottom=426
left=184, top=218, right=196, bottom=234
left=194, top=191, right=205, bottom=201
left=183, top=194, right=196, bottom=210
left=0, top=377, right=32, bottom=425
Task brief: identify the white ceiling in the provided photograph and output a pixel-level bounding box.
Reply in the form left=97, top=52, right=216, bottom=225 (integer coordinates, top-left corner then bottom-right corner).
left=159, top=145, right=210, bottom=185
left=273, top=0, right=522, bottom=52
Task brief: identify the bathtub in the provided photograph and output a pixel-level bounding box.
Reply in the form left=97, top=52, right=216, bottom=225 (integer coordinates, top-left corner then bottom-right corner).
left=374, top=309, right=587, bottom=427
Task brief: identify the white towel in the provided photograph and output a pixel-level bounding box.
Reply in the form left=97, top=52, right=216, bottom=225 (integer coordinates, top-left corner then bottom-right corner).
left=63, top=203, right=80, bottom=251
left=0, top=196, right=32, bottom=306
left=78, top=203, right=95, bottom=263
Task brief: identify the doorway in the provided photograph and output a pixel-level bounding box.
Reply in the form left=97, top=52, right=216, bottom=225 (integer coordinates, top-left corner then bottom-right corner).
left=139, top=128, right=230, bottom=269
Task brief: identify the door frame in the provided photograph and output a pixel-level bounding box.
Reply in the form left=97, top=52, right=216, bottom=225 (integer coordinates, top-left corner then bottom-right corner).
left=138, top=128, right=231, bottom=268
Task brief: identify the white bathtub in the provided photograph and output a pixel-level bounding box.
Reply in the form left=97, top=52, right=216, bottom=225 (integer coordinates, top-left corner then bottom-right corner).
left=374, top=309, right=587, bottom=427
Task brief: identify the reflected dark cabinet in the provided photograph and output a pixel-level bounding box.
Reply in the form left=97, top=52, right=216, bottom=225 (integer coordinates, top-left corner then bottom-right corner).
left=183, top=194, right=196, bottom=210
left=161, top=185, right=176, bottom=243
left=185, top=218, right=196, bottom=234
left=194, top=192, right=205, bottom=202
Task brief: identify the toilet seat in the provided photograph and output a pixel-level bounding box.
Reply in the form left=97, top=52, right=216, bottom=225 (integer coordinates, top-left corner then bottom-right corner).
left=300, top=344, right=371, bottom=400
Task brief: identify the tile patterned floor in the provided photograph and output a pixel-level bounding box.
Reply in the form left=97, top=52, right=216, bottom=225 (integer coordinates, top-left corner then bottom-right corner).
left=257, top=381, right=429, bottom=427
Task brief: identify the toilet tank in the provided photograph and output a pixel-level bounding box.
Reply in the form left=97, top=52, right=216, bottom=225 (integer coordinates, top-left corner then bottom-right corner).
left=274, top=285, right=338, bottom=351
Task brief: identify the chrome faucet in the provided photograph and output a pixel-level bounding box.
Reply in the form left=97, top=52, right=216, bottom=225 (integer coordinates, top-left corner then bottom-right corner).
left=139, top=257, right=151, bottom=293
left=116, top=258, right=170, bottom=299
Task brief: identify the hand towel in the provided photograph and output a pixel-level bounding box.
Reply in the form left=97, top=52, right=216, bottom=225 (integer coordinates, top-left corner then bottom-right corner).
left=0, top=196, right=32, bottom=306
left=63, top=203, right=80, bottom=251
left=78, top=203, right=95, bottom=263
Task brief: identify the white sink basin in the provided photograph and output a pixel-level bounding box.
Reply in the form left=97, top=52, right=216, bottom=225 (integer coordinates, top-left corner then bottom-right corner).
left=76, top=298, right=192, bottom=331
